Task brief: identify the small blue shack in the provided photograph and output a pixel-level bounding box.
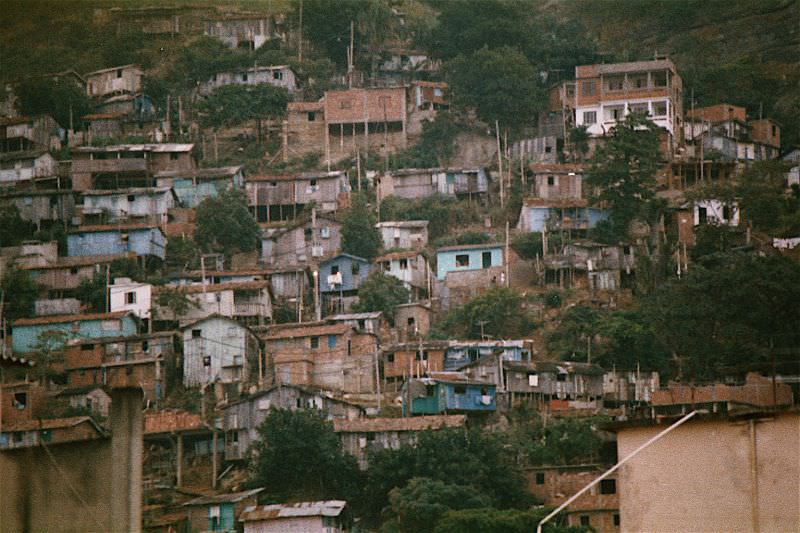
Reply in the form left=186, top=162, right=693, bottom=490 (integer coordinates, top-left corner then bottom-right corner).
left=67, top=224, right=166, bottom=260
left=435, top=243, right=504, bottom=280
left=444, top=340, right=530, bottom=371
left=319, top=253, right=371, bottom=293
left=404, top=375, right=496, bottom=416
left=155, top=165, right=244, bottom=208
left=11, top=311, right=138, bottom=354
left=517, top=198, right=609, bottom=233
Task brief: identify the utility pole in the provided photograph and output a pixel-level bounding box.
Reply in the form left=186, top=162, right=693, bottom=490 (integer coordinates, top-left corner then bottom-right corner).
left=297, top=0, right=303, bottom=62
left=348, top=20, right=355, bottom=89
left=496, top=121, right=504, bottom=208
left=504, top=220, right=510, bottom=287
left=477, top=321, right=488, bottom=341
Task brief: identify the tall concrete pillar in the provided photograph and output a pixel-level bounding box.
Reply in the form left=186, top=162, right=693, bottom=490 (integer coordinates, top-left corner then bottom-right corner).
left=110, top=387, right=143, bottom=533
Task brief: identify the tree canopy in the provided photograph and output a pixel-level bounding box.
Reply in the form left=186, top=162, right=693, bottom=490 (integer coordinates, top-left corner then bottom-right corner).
left=352, top=271, right=409, bottom=324
left=198, top=84, right=289, bottom=128
left=195, top=189, right=261, bottom=257
left=15, top=77, right=92, bottom=129
left=341, top=193, right=381, bottom=261
left=249, top=409, right=361, bottom=502
left=436, top=287, right=535, bottom=340
left=0, top=268, right=39, bottom=321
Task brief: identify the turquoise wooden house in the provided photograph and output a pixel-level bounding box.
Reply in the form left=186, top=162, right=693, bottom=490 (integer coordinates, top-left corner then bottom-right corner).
left=403, top=376, right=496, bottom=416
left=67, top=224, right=166, bottom=260
left=435, top=243, right=504, bottom=280
left=11, top=311, right=138, bottom=354
left=184, top=488, right=263, bottom=533
left=319, top=253, right=371, bottom=293
left=155, top=165, right=244, bottom=208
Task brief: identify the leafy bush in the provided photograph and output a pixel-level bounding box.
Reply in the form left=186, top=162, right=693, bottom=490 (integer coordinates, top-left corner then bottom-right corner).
left=380, top=196, right=482, bottom=241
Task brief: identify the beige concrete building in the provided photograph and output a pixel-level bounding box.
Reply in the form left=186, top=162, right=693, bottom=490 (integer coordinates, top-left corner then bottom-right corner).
left=614, top=409, right=800, bottom=532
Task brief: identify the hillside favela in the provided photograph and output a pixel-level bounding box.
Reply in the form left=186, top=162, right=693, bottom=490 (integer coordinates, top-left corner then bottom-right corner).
left=0, top=1, right=798, bottom=531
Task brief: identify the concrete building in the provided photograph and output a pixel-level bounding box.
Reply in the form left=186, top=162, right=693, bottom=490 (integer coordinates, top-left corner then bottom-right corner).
left=334, top=415, right=465, bottom=469
left=574, top=58, right=683, bottom=154
left=67, top=223, right=167, bottom=260
left=71, top=143, right=195, bottom=191
left=245, top=170, right=350, bottom=222
left=11, top=311, right=138, bottom=354
left=517, top=198, right=609, bottom=233
left=203, top=13, right=278, bottom=49
left=182, top=315, right=261, bottom=387
left=263, top=322, right=379, bottom=395
left=692, top=198, right=740, bottom=226
left=376, top=220, right=429, bottom=250
left=85, top=64, right=143, bottom=98
left=109, top=277, right=153, bottom=322
left=393, top=302, right=433, bottom=342
left=221, top=384, right=365, bottom=461
left=612, top=408, right=800, bottom=532
left=240, top=501, right=349, bottom=533
left=199, top=64, right=297, bottom=95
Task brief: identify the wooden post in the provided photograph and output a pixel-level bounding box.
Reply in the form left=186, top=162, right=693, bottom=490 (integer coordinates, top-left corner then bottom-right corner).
left=176, top=434, right=183, bottom=488
left=282, top=119, right=289, bottom=163
left=211, top=430, right=218, bottom=489
left=213, top=132, right=219, bottom=161
left=505, top=220, right=510, bottom=287
left=496, top=121, right=504, bottom=208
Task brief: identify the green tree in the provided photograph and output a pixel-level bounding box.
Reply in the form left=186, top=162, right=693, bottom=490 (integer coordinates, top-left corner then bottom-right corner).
left=390, top=114, right=461, bottom=169
left=736, top=161, right=799, bottom=234
left=15, top=77, right=93, bottom=129
left=586, top=113, right=663, bottom=240
left=165, top=236, right=200, bottom=271
left=352, top=271, right=409, bottom=324
left=444, top=46, right=543, bottom=130
left=195, top=189, right=261, bottom=257
left=437, top=288, right=534, bottom=340
left=198, top=84, right=289, bottom=128
left=169, top=37, right=247, bottom=89
left=382, top=478, right=492, bottom=533
left=1, top=268, right=39, bottom=321
left=76, top=272, right=107, bottom=313
left=250, top=409, right=360, bottom=502
left=342, top=193, right=381, bottom=261
left=154, top=287, right=200, bottom=322
left=568, top=126, right=591, bottom=162
left=379, top=196, right=482, bottom=241
left=0, top=202, right=35, bottom=247
left=434, top=507, right=587, bottom=533
left=362, top=428, right=532, bottom=525
left=642, top=253, right=800, bottom=381
left=31, top=330, right=68, bottom=386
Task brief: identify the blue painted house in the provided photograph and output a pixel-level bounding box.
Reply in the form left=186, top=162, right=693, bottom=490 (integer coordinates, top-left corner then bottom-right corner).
left=404, top=375, right=496, bottom=415
left=11, top=311, right=138, bottom=354
left=444, top=340, right=530, bottom=371
left=517, top=198, right=609, bottom=233
left=67, top=224, right=166, bottom=260
left=155, top=165, right=244, bottom=208
left=319, top=253, right=371, bottom=293
left=436, top=243, right=504, bottom=280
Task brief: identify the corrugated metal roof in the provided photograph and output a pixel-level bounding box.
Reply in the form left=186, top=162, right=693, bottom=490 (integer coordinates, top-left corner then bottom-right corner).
left=374, top=250, right=422, bottom=262
left=145, top=410, right=205, bottom=435
left=262, top=323, right=352, bottom=340
left=73, top=143, right=193, bottom=153
left=327, top=312, right=383, bottom=321
left=85, top=64, right=141, bottom=76
left=333, top=414, right=465, bottom=433
left=522, top=198, right=590, bottom=208
left=69, top=223, right=163, bottom=234
left=375, top=220, right=429, bottom=228
left=239, top=500, right=346, bottom=521
left=18, top=252, right=137, bottom=270
left=436, top=242, right=503, bottom=253
left=155, top=166, right=242, bottom=179
left=184, top=488, right=264, bottom=506
left=1, top=416, right=103, bottom=433
left=153, top=280, right=270, bottom=295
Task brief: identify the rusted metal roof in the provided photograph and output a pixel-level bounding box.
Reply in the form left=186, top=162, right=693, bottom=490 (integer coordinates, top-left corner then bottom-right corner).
left=153, top=280, right=271, bottom=295
left=18, top=252, right=136, bottom=270
left=333, top=414, right=465, bottom=433
left=184, top=488, right=264, bottom=506
left=240, top=500, right=346, bottom=521
left=522, top=197, right=590, bottom=208
left=262, top=322, right=351, bottom=340
left=12, top=311, right=130, bottom=327
left=144, top=410, right=205, bottom=435
left=1, top=416, right=103, bottom=433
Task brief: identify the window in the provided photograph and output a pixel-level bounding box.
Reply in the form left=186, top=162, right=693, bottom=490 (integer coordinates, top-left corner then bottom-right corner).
left=614, top=514, right=620, bottom=526
left=203, top=356, right=211, bottom=367
left=351, top=262, right=360, bottom=276
left=242, top=73, right=248, bottom=82
left=607, top=77, right=623, bottom=91
left=399, top=258, right=408, bottom=270
left=70, top=267, right=79, bottom=275
left=142, top=340, right=149, bottom=352
left=535, top=472, right=545, bottom=485
left=415, top=350, right=427, bottom=361
left=425, top=384, right=436, bottom=396
left=547, top=175, right=555, bottom=186
left=310, top=336, right=319, bottom=349
left=127, top=194, right=135, bottom=202
left=582, top=111, right=597, bottom=125
left=528, top=372, right=539, bottom=387
left=482, top=251, right=492, bottom=269
left=581, top=81, right=596, bottom=96
left=772, top=125, right=777, bottom=136
left=580, top=516, right=590, bottom=527
left=327, top=335, right=337, bottom=348
left=722, top=204, right=731, bottom=221
left=455, top=254, right=469, bottom=267
left=340, top=99, right=353, bottom=109
left=556, top=372, right=567, bottom=382
left=407, top=317, right=415, bottom=328
left=321, top=227, right=330, bottom=239
left=347, top=339, right=352, bottom=356
left=310, top=178, right=317, bottom=187
left=605, top=105, right=624, bottom=122
left=330, top=265, right=340, bottom=275
left=357, top=319, right=365, bottom=329
left=629, top=102, right=649, bottom=115
left=101, top=319, right=121, bottom=331
left=623, top=245, right=632, bottom=256
left=81, top=343, right=94, bottom=351
left=632, top=75, right=648, bottom=89
left=212, top=74, right=217, bottom=82
left=698, top=206, right=708, bottom=224
left=453, top=385, right=466, bottom=394
left=170, top=152, right=180, bottom=161
left=192, top=329, right=202, bottom=338
left=304, top=228, right=313, bottom=241
left=116, top=69, right=122, bottom=78
left=273, top=71, right=283, bottom=80
left=600, top=478, right=616, bottom=494
left=13, top=393, right=27, bottom=410
left=307, top=111, right=316, bottom=121
left=652, top=71, right=668, bottom=87
left=387, top=353, right=395, bottom=363
left=125, top=291, right=136, bottom=304
left=652, top=101, right=667, bottom=117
